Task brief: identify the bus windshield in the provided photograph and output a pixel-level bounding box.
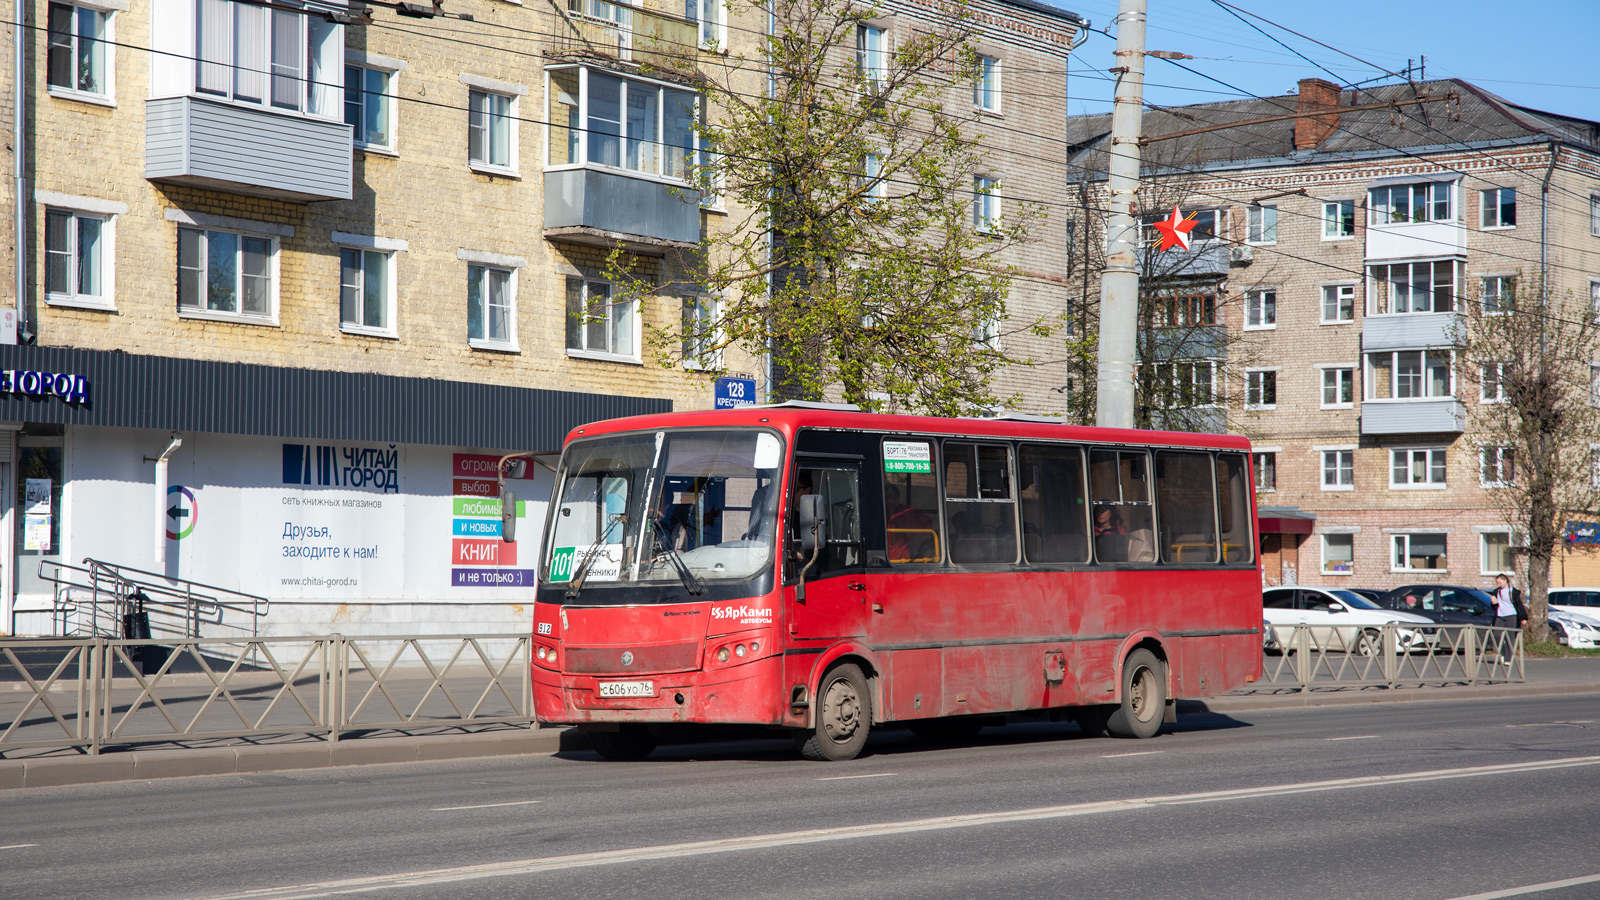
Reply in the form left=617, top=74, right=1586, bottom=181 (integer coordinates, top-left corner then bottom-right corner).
left=544, top=429, right=783, bottom=590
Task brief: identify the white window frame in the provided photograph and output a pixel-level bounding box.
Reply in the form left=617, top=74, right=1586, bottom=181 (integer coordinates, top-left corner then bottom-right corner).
left=974, top=54, right=1000, bottom=113
left=1319, top=364, right=1354, bottom=409
left=333, top=232, right=403, bottom=339
left=1252, top=449, right=1276, bottom=493
left=1366, top=258, right=1462, bottom=316
left=856, top=24, right=886, bottom=93
left=542, top=65, right=700, bottom=187
left=681, top=292, right=721, bottom=370
left=1244, top=368, right=1278, bottom=410
left=1391, top=531, right=1448, bottom=573
left=1147, top=359, right=1219, bottom=409
left=1368, top=181, right=1453, bottom=226
left=1592, top=443, right=1600, bottom=491
left=1479, top=445, right=1515, bottom=488
left=46, top=0, right=115, bottom=104
left=1389, top=446, right=1448, bottom=490
left=973, top=174, right=1000, bottom=234
left=40, top=192, right=122, bottom=311
left=1479, top=273, right=1515, bottom=314
left=345, top=60, right=398, bottom=154
left=466, top=83, right=519, bottom=176
left=175, top=223, right=281, bottom=326
left=1365, top=349, right=1455, bottom=401
left=1592, top=195, right=1600, bottom=237
left=1244, top=288, right=1276, bottom=330
left=1245, top=204, right=1277, bottom=245
left=1320, top=282, right=1356, bottom=324
left=1481, top=187, right=1516, bottom=230
left=1322, top=198, right=1355, bottom=239
left=1480, top=361, right=1507, bottom=404
left=1322, top=532, right=1355, bottom=576
left=1590, top=278, right=1600, bottom=323
left=1319, top=447, right=1355, bottom=491
left=862, top=151, right=887, bottom=200
left=685, top=0, right=726, bottom=50
left=460, top=249, right=522, bottom=352
left=1479, top=530, right=1515, bottom=576
left=566, top=276, right=639, bottom=363
left=1593, top=364, right=1599, bottom=408
left=193, top=0, right=341, bottom=121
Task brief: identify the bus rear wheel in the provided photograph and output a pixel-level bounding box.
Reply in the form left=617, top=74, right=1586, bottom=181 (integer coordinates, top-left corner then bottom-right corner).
left=588, top=725, right=657, bottom=761
left=1105, top=649, right=1166, bottom=739
left=796, top=663, right=871, bottom=761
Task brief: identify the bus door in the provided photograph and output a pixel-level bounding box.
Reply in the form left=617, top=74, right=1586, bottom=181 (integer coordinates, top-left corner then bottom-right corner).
left=788, top=459, right=868, bottom=641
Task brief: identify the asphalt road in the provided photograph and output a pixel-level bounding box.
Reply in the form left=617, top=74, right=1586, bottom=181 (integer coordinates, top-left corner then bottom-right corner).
left=4, top=695, right=1599, bottom=900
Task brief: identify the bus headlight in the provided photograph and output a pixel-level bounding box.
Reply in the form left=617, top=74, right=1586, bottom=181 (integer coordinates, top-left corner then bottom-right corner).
left=716, top=647, right=730, bottom=663
left=735, top=644, right=748, bottom=658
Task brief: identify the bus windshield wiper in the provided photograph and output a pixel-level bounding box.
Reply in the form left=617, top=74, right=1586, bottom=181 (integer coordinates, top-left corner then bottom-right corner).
left=648, top=520, right=705, bottom=596
left=566, top=513, right=625, bottom=599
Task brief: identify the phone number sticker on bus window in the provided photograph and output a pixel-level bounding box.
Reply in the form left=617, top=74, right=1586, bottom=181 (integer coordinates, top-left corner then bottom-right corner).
left=884, top=441, right=932, bottom=474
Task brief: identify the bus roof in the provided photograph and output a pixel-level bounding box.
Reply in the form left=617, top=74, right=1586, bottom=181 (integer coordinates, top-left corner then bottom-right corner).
left=561, top=404, right=1253, bottom=452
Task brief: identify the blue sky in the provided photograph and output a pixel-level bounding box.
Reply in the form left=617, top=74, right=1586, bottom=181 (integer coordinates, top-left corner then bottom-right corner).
left=1056, top=0, right=1600, bottom=124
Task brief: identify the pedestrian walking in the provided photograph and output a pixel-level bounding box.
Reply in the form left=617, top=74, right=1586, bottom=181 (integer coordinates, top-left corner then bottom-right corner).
left=1491, top=573, right=1528, bottom=663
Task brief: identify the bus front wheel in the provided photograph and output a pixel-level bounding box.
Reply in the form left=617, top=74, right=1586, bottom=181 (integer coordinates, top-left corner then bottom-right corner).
left=1105, top=649, right=1166, bottom=739
left=796, top=663, right=871, bottom=761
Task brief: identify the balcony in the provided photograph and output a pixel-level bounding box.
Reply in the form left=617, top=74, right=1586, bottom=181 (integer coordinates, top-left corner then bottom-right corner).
left=553, top=0, right=698, bottom=79
left=1360, top=398, right=1465, bottom=435
left=544, top=168, right=701, bottom=253
left=1365, top=220, right=1465, bottom=262
left=145, top=97, right=353, bottom=202
left=1137, top=241, right=1230, bottom=279
left=1362, top=312, right=1459, bottom=351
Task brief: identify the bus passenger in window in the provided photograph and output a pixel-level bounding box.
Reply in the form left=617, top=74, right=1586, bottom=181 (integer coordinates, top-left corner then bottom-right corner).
left=1094, top=505, right=1128, bottom=562
left=887, top=497, right=935, bottom=563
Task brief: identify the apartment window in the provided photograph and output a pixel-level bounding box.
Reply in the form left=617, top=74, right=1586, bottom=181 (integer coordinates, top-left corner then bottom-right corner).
left=682, top=293, right=720, bottom=370
left=862, top=152, right=887, bottom=200
left=1592, top=196, right=1600, bottom=237
left=1481, top=188, right=1516, bottom=229
left=1591, top=364, right=1599, bottom=407
left=1246, top=205, right=1277, bottom=244
left=1244, top=289, right=1276, bottom=330
left=1368, top=259, right=1461, bottom=315
left=1366, top=350, right=1453, bottom=400
left=1321, top=283, right=1355, bottom=323
left=546, top=67, right=697, bottom=182
left=1321, top=449, right=1354, bottom=490
left=1590, top=279, right=1599, bottom=322
left=974, top=55, right=1000, bottom=112
left=973, top=175, right=999, bottom=233
left=1392, top=533, right=1446, bottom=572
left=1253, top=451, right=1275, bottom=492
left=47, top=2, right=107, bottom=97
left=44, top=208, right=108, bottom=308
left=1369, top=181, right=1453, bottom=225
left=345, top=65, right=394, bottom=151
left=1481, top=531, right=1514, bottom=575
left=684, top=0, right=725, bottom=49
left=1321, top=366, right=1354, bottom=408
left=1323, top=199, right=1355, bottom=238
left=1390, top=447, right=1447, bottom=488
left=467, top=264, right=515, bottom=349
left=1480, top=446, right=1515, bottom=487
left=1480, top=362, right=1506, bottom=403
left=1323, top=533, right=1354, bottom=575
left=1480, top=275, right=1515, bottom=314
left=856, top=25, right=885, bottom=92
left=468, top=88, right=514, bottom=171
left=1143, top=208, right=1223, bottom=245
left=1148, top=360, right=1216, bottom=409
left=195, top=0, right=340, bottom=118
left=1245, top=370, right=1277, bottom=409
left=177, top=226, right=275, bottom=320
left=1153, top=293, right=1217, bottom=327
left=566, top=277, right=635, bottom=359
left=338, top=246, right=395, bottom=335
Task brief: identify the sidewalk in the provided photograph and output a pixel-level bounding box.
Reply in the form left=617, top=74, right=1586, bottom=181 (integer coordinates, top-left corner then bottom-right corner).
left=5, top=657, right=1599, bottom=791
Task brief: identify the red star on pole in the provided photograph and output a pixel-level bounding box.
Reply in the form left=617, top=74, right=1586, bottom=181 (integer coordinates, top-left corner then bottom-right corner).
left=1151, top=204, right=1199, bottom=252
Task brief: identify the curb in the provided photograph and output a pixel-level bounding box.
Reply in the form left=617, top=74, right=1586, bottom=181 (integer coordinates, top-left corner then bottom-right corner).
left=1185, top=681, right=1600, bottom=714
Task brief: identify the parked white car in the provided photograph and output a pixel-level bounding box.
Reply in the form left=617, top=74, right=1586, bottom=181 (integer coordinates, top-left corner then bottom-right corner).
left=1549, top=607, right=1600, bottom=649
left=1263, top=587, right=1435, bottom=654
left=1548, top=587, right=1600, bottom=617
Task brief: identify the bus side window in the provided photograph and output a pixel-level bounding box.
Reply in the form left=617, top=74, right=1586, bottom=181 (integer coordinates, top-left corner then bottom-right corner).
left=791, top=467, right=861, bottom=573
left=1019, top=444, right=1090, bottom=564
left=883, top=440, right=941, bottom=565
left=1088, top=449, right=1155, bottom=564
left=943, top=441, right=1018, bottom=565
left=1155, top=451, right=1219, bottom=564
left=1215, top=453, right=1254, bottom=563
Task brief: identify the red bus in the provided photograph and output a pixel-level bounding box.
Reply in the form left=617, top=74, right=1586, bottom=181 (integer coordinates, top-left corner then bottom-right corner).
left=522, top=403, right=1262, bottom=761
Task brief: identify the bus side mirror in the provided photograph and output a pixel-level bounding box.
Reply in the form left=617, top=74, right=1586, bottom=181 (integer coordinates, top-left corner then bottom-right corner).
left=505, top=458, right=529, bottom=480
left=798, top=494, right=827, bottom=552
left=502, top=490, right=517, bottom=543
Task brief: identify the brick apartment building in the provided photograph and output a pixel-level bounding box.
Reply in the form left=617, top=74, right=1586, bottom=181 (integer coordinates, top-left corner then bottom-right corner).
left=1067, top=77, right=1600, bottom=594
left=0, top=0, right=1084, bottom=635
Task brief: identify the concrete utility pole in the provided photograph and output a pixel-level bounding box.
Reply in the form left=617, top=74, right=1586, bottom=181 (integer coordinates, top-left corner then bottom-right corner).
left=1094, top=0, right=1147, bottom=429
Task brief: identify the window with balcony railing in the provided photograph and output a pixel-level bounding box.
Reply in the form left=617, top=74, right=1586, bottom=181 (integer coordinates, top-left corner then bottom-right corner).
left=1367, top=258, right=1462, bottom=315
left=1366, top=350, right=1453, bottom=401
left=192, top=0, right=341, bottom=120
left=547, top=66, right=698, bottom=182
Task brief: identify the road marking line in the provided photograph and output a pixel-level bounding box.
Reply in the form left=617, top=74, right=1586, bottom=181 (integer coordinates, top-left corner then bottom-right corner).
left=1102, top=751, right=1164, bottom=758
left=431, top=800, right=543, bottom=812
left=1440, top=872, right=1600, bottom=899
left=190, top=754, right=1600, bottom=900
left=0, top=844, right=39, bottom=851
left=1327, top=735, right=1379, bottom=741
left=816, top=773, right=895, bottom=781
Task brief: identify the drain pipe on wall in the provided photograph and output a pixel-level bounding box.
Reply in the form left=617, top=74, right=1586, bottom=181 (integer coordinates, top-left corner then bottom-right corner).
left=148, top=434, right=184, bottom=567
left=12, top=0, right=26, bottom=343
left=1540, top=141, right=1557, bottom=303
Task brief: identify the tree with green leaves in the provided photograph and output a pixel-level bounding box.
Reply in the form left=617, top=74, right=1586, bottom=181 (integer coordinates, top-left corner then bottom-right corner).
left=1455, top=275, right=1600, bottom=642
left=608, top=0, right=1049, bottom=416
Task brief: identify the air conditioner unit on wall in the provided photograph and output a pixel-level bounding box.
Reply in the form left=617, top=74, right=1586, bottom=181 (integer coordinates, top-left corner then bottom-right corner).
left=1229, top=245, right=1254, bottom=263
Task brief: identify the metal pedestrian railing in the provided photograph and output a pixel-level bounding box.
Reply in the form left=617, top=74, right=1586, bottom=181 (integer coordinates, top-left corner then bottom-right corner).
left=30, top=558, right=269, bottom=641
left=0, top=633, right=531, bottom=757
left=1253, top=622, right=1525, bottom=692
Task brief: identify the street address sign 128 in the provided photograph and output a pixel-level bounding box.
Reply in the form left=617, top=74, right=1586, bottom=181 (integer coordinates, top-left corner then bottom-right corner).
left=714, top=376, right=756, bottom=409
